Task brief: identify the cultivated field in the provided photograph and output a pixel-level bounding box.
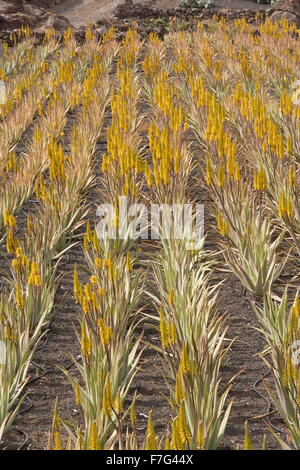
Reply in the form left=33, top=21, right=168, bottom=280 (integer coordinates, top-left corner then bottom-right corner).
left=0, top=17, right=300, bottom=450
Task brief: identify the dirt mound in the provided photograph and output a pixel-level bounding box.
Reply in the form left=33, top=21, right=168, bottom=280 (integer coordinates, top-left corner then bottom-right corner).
left=269, top=0, right=300, bottom=26
left=114, top=0, right=157, bottom=19
left=29, top=0, right=64, bottom=6
left=277, top=0, right=300, bottom=8
left=0, top=0, right=69, bottom=31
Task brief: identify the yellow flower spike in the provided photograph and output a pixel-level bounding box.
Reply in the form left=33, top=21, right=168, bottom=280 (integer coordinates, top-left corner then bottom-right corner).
left=33, top=274, right=41, bottom=287
left=226, top=154, right=236, bottom=178
left=21, top=255, right=29, bottom=269
left=75, top=382, right=81, bottom=406
left=168, top=289, right=174, bottom=305
left=276, top=134, right=284, bottom=159
left=98, top=318, right=113, bottom=346
left=175, top=370, right=185, bottom=404
left=53, top=430, right=62, bottom=451
left=171, top=417, right=183, bottom=450
left=174, top=147, right=181, bottom=174
left=286, top=135, right=292, bottom=155
left=15, top=282, right=25, bottom=310
left=4, top=211, right=16, bottom=228
left=27, top=214, right=33, bottom=235
left=178, top=401, right=191, bottom=445
left=37, top=173, right=46, bottom=201
left=217, top=210, right=229, bottom=237
left=11, top=258, right=20, bottom=274
left=165, top=435, right=171, bottom=450
left=107, top=256, right=114, bottom=282
left=89, top=422, right=99, bottom=451
left=114, top=391, right=123, bottom=415
left=28, top=262, right=41, bottom=286
left=254, top=165, right=267, bottom=191
left=82, top=296, right=91, bottom=315
left=159, top=308, right=168, bottom=349
left=244, top=421, right=253, bottom=450
left=6, top=151, right=17, bottom=173
left=84, top=282, right=92, bottom=301
left=91, top=292, right=99, bottom=312
left=184, top=115, right=189, bottom=132
left=206, top=158, right=213, bottom=186
left=289, top=167, right=296, bottom=187
left=98, top=287, right=106, bottom=297
left=217, top=129, right=225, bottom=158
left=262, top=139, right=268, bottom=153
left=81, top=322, right=90, bottom=358
left=197, top=423, right=204, bottom=449
left=5, top=323, right=12, bottom=341
left=93, top=230, right=100, bottom=253
left=130, top=402, right=137, bottom=428
left=16, top=246, right=24, bottom=259
left=52, top=399, right=60, bottom=435
left=289, top=295, right=300, bottom=338
left=83, top=232, right=89, bottom=252
left=278, top=191, right=294, bottom=219
left=125, top=252, right=132, bottom=272
left=217, top=164, right=226, bottom=187
left=145, top=411, right=157, bottom=450
left=73, top=265, right=80, bottom=302
left=103, top=26, right=115, bottom=42
left=94, top=257, right=102, bottom=269
left=292, top=295, right=300, bottom=320
left=168, top=320, right=176, bottom=346
left=103, top=378, right=113, bottom=418
left=295, top=106, right=300, bottom=120
left=286, top=194, right=294, bottom=218
left=89, top=276, right=97, bottom=286
left=180, top=344, right=190, bottom=375
left=85, top=28, right=94, bottom=41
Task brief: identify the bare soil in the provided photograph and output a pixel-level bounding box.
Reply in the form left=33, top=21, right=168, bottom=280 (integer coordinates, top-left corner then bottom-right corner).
left=50, top=0, right=270, bottom=27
